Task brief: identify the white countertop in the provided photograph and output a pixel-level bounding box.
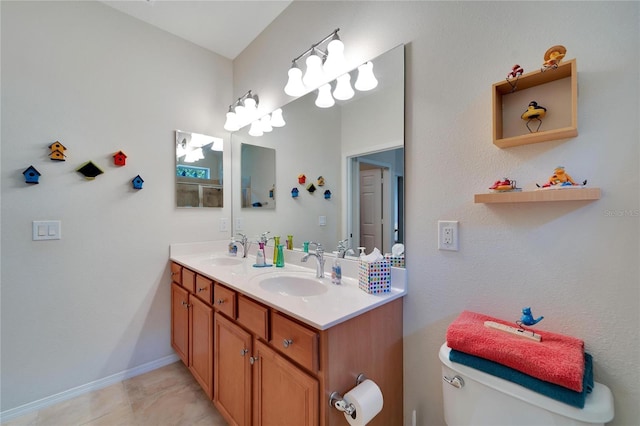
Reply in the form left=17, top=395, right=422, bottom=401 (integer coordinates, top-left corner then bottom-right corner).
left=170, top=241, right=406, bottom=330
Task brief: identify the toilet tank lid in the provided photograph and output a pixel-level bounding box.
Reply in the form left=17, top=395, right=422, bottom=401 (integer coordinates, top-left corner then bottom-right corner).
left=439, top=344, right=614, bottom=424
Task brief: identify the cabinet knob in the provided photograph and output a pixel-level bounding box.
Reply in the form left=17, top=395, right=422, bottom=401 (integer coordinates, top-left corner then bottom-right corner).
left=181, top=300, right=190, bottom=308
left=283, top=339, right=294, bottom=348
left=198, top=287, right=206, bottom=292
left=216, top=299, right=225, bottom=305
left=250, top=356, right=258, bottom=365
left=240, top=348, right=249, bottom=356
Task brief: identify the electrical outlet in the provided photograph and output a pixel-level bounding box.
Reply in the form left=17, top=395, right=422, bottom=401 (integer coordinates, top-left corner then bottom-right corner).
left=219, top=218, right=228, bottom=232
left=438, top=220, right=459, bottom=251
left=235, top=217, right=243, bottom=231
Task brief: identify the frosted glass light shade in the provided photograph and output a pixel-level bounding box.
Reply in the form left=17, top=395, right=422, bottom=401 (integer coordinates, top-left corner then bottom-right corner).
left=315, top=84, right=335, bottom=108
left=210, top=138, right=223, bottom=151
left=303, top=53, right=324, bottom=88
left=284, top=65, right=305, bottom=96
left=270, top=108, right=286, bottom=127
left=260, top=115, right=273, bottom=132
left=323, top=39, right=345, bottom=79
left=249, top=120, right=264, bottom=137
left=333, top=73, right=354, bottom=101
left=224, top=111, right=240, bottom=132
left=355, top=61, right=378, bottom=91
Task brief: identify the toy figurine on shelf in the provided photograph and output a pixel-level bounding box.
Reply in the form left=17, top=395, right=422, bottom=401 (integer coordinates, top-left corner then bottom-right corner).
left=536, top=166, right=587, bottom=189
left=489, top=178, right=521, bottom=192
left=541, top=45, right=566, bottom=71
left=506, top=64, right=524, bottom=91
left=521, top=101, right=547, bottom=133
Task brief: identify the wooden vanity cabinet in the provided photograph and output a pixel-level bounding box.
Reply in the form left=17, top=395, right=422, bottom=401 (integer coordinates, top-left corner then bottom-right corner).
left=170, top=265, right=214, bottom=399
left=171, top=261, right=403, bottom=426
left=171, top=282, right=189, bottom=365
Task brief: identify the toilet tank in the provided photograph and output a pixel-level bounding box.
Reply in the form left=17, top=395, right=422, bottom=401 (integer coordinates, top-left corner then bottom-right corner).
left=439, top=344, right=614, bottom=426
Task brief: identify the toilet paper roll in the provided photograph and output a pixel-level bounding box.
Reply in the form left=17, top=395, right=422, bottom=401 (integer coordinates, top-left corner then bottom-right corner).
left=343, top=379, right=384, bottom=426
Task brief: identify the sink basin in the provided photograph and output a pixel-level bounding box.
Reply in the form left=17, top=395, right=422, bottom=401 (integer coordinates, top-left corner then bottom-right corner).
left=256, top=272, right=328, bottom=297
left=199, top=257, right=243, bottom=267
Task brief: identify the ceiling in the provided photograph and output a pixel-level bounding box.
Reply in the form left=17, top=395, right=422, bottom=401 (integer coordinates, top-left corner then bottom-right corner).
left=101, top=0, right=292, bottom=59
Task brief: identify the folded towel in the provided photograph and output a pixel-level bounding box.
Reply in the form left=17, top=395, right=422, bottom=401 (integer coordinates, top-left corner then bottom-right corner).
left=446, top=311, right=585, bottom=392
left=449, top=349, right=593, bottom=408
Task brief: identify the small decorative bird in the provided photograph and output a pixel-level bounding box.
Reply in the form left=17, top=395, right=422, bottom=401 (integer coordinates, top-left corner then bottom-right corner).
left=519, top=307, right=544, bottom=326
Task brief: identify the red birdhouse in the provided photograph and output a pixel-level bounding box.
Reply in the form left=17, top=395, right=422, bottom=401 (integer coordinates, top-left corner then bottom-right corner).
left=113, top=151, right=127, bottom=166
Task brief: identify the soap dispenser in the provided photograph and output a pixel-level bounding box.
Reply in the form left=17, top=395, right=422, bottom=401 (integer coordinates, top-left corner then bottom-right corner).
left=273, top=236, right=281, bottom=264
left=228, top=238, right=238, bottom=256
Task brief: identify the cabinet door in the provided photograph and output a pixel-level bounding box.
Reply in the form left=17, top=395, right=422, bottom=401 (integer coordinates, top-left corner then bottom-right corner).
left=171, top=283, right=189, bottom=365
left=189, top=295, right=213, bottom=399
left=214, top=313, right=252, bottom=426
left=253, top=340, right=319, bottom=426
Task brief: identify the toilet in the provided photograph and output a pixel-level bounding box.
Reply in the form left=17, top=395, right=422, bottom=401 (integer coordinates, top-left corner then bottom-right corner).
left=439, top=344, right=615, bottom=426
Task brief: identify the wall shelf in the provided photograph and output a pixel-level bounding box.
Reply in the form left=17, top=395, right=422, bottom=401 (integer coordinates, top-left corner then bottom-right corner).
left=474, top=187, right=600, bottom=204
left=493, top=59, right=577, bottom=148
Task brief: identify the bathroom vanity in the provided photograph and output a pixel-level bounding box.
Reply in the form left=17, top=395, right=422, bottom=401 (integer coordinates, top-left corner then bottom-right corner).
left=169, top=241, right=406, bottom=426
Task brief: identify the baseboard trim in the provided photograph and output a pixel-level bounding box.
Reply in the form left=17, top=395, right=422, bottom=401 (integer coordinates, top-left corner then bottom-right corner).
left=0, top=354, right=180, bottom=423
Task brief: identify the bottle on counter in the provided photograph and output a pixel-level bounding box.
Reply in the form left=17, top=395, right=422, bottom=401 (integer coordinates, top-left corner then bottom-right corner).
left=273, top=236, right=280, bottom=264
left=276, top=244, right=285, bottom=268
left=256, top=242, right=265, bottom=266
left=331, top=258, right=342, bottom=285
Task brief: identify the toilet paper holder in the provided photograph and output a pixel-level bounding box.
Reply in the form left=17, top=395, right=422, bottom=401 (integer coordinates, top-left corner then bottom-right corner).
left=329, top=373, right=367, bottom=418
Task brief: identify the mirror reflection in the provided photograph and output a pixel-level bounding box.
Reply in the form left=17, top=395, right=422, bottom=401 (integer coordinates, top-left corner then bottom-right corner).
left=241, top=143, right=276, bottom=209
left=175, top=130, right=224, bottom=208
left=230, top=44, right=404, bottom=259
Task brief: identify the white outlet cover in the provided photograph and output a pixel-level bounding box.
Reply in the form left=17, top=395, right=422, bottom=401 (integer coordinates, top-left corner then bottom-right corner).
left=438, top=220, right=459, bottom=251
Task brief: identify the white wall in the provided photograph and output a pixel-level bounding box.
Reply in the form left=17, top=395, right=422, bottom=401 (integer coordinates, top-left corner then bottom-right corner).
left=234, top=2, right=639, bottom=425
left=1, top=0, right=232, bottom=412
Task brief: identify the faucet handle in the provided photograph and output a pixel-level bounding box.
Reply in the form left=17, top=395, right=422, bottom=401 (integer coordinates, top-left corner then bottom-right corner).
left=260, top=231, right=271, bottom=243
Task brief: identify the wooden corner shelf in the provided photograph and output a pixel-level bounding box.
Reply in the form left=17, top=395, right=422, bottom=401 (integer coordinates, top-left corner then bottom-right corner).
left=493, top=59, right=577, bottom=148
left=474, top=187, right=600, bottom=204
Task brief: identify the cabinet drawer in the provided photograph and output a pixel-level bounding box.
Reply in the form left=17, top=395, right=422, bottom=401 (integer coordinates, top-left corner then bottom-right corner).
left=182, top=268, right=196, bottom=293
left=194, top=274, right=212, bottom=304
left=170, top=262, right=182, bottom=285
left=237, top=295, right=269, bottom=340
left=213, top=283, right=236, bottom=319
left=271, top=312, right=319, bottom=372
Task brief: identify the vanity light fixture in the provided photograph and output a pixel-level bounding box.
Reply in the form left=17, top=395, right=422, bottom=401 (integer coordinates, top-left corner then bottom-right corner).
left=284, top=29, right=347, bottom=97
left=315, top=83, right=335, bottom=108
left=224, top=90, right=259, bottom=131
left=248, top=120, right=264, bottom=137
left=333, top=73, right=355, bottom=101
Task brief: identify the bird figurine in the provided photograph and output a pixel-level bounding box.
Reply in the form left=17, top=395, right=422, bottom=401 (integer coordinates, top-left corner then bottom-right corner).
left=519, top=307, right=544, bottom=326
left=521, top=101, right=547, bottom=133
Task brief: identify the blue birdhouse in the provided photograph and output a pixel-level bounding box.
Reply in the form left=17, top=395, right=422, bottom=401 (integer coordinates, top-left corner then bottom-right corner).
left=324, top=190, right=331, bottom=199
left=291, top=187, right=299, bottom=198
left=22, top=165, right=41, bottom=184
left=132, top=175, right=144, bottom=190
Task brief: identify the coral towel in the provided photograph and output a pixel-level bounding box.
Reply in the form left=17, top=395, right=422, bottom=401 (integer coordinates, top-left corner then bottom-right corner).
left=446, top=310, right=585, bottom=392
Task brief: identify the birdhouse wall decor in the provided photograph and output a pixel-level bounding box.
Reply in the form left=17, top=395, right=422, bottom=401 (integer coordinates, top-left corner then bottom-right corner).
left=131, top=175, right=144, bottom=190
left=324, top=189, right=332, bottom=199
left=48, top=141, right=67, bottom=161
left=297, top=174, right=306, bottom=185
left=317, top=176, right=325, bottom=186
left=291, top=188, right=299, bottom=198
left=76, top=161, right=104, bottom=180
left=22, top=165, right=41, bottom=184
left=306, top=183, right=316, bottom=193
left=113, top=151, right=127, bottom=166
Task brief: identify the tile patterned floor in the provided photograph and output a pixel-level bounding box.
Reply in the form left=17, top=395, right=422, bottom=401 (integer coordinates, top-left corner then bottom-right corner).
left=2, top=362, right=228, bottom=426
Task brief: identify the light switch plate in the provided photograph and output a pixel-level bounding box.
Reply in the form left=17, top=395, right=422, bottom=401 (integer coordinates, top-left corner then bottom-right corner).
left=33, top=220, right=61, bottom=241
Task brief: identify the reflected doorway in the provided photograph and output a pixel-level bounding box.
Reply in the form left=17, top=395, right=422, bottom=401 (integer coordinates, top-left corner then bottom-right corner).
left=348, top=147, right=404, bottom=255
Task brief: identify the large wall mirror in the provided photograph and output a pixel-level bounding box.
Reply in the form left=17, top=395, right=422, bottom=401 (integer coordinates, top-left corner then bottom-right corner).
left=175, top=130, right=224, bottom=208
left=230, top=44, right=404, bottom=259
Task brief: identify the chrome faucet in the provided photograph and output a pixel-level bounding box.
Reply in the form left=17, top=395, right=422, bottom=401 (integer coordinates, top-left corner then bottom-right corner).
left=336, top=239, right=356, bottom=258
left=236, top=233, right=250, bottom=258
left=301, top=242, right=325, bottom=278
left=259, top=231, right=271, bottom=245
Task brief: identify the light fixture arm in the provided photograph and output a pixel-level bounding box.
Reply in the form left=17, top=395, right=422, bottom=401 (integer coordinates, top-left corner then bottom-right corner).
left=291, top=28, right=340, bottom=64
